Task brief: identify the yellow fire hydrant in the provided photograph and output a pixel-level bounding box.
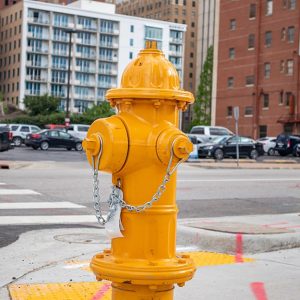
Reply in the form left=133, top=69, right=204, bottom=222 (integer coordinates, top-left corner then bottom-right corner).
left=83, top=41, right=195, bottom=299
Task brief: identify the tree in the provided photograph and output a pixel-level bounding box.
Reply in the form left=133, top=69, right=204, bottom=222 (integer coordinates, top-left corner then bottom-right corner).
left=82, top=101, right=115, bottom=119
left=193, top=46, right=214, bottom=126
left=24, top=94, right=59, bottom=116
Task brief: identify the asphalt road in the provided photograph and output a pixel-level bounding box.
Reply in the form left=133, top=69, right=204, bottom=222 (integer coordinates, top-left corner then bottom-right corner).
left=1, top=147, right=300, bottom=247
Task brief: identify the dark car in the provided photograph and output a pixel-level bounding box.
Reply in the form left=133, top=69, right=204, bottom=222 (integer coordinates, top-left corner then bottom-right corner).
left=198, top=135, right=264, bottom=160
left=25, top=129, right=83, bottom=151
left=0, top=126, right=13, bottom=152
left=274, top=134, right=300, bottom=156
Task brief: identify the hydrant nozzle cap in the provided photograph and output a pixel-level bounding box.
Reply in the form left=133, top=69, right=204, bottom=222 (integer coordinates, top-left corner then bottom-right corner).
left=106, top=42, right=194, bottom=104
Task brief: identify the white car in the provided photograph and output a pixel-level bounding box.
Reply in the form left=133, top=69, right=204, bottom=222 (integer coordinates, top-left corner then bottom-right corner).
left=8, top=124, right=41, bottom=147
left=189, top=125, right=233, bottom=142
left=67, top=124, right=90, bottom=141
left=256, top=137, right=277, bottom=156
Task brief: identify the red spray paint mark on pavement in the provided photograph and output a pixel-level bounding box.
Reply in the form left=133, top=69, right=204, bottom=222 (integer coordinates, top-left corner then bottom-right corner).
left=250, top=282, right=268, bottom=300
left=91, top=283, right=111, bottom=300
left=235, top=233, right=244, bottom=263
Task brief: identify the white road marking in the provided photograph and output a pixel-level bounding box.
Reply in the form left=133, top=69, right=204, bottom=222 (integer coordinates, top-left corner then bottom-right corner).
left=0, top=189, right=41, bottom=195
left=0, top=183, right=6, bottom=185
left=0, top=202, right=85, bottom=209
left=0, top=215, right=97, bottom=225
left=178, top=178, right=300, bottom=182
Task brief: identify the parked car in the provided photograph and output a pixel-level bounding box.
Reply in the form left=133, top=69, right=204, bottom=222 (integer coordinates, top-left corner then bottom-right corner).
left=66, top=124, right=90, bottom=141
left=25, top=129, right=83, bottom=151
left=7, top=124, right=41, bottom=147
left=256, top=137, right=277, bottom=156
left=189, top=125, right=233, bottom=142
left=0, top=125, right=13, bottom=152
left=198, top=135, right=264, bottom=160
left=274, top=134, right=300, bottom=156
left=187, top=135, right=204, bottom=159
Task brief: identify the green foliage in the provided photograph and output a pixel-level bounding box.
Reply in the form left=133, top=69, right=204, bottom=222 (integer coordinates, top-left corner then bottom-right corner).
left=24, top=94, right=60, bottom=116
left=2, top=101, right=115, bottom=128
left=193, top=46, right=214, bottom=126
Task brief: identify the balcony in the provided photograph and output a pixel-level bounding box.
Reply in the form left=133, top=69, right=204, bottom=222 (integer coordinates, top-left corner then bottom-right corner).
left=99, top=68, right=117, bottom=75
left=169, top=37, right=183, bottom=44
left=169, top=50, right=182, bottom=57
left=25, top=89, right=41, bottom=96
left=28, top=16, right=50, bottom=25
left=26, top=61, right=48, bottom=68
left=277, top=113, right=300, bottom=124
left=26, top=75, right=47, bottom=82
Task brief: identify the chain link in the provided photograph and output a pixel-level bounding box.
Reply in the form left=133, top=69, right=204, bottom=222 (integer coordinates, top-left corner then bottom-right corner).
left=91, top=136, right=184, bottom=224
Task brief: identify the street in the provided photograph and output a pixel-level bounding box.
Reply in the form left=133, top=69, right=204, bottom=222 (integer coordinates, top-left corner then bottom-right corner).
left=0, top=147, right=300, bottom=299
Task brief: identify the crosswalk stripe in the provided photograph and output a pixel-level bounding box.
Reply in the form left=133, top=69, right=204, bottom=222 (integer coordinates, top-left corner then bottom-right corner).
left=0, top=202, right=85, bottom=209
left=0, top=215, right=97, bottom=225
left=0, top=189, right=41, bottom=195
left=0, top=183, right=6, bottom=185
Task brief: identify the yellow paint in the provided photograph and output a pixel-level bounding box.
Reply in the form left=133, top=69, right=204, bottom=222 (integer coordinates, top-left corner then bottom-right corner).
left=9, top=252, right=254, bottom=300
left=9, top=282, right=111, bottom=300
left=83, top=41, right=195, bottom=299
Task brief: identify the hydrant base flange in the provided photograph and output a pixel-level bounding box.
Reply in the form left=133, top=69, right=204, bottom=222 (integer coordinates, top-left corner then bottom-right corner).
left=91, top=253, right=195, bottom=285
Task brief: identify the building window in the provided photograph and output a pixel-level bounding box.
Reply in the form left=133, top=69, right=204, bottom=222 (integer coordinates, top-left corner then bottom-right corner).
left=227, top=77, right=234, bottom=88
left=130, top=38, right=133, bottom=46
left=229, top=19, right=236, bottom=30
left=229, top=48, right=235, bottom=59
left=281, top=28, right=286, bottom=40
left=248, top=34, right=255, bottom=49
left=288, top=0, right=296, bottom=9
left=189, top=73, right=193, bottom=78
left=287, top=26, right=295, bottom=42
left=262, top=94, right=269, bottom=108
left=265, top=31, right=272, bottom=47
left=245, top=75, right=254, bottom=86
left=245, top=106, right=253, bottom=116
left=130, top=25, right=134, bottom=33
left=264, top=63, right=271, bottom=78
left=227, top=106, right=233, bottom=117
left=259, top=125, right=267, bottom=138
left=285, top=92, right=292, bottom=106
left=129, top=52, right=133, bottom=59
left=265, top=0, right=273, bottom=15
left=249, top=3, right=256, bottom=18
left=280, top=60, right=285, bottom=72
left=279, top=90, right=284, bottom=105
left=286, top=59, right=294, bottom=75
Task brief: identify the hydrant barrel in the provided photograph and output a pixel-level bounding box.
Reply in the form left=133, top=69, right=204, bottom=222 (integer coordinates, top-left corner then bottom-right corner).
left=84, top=40, right=196, bottom=299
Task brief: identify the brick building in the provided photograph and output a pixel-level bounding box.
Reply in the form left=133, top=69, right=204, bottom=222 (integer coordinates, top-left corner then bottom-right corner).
left=214, top=0, right=300, bottom=138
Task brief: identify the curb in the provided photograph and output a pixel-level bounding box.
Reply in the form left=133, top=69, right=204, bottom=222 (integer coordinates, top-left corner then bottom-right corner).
left=177, top=225, right=300, bottom=254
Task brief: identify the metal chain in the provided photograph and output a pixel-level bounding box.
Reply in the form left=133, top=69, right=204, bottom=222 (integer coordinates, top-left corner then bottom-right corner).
left=91, top=136, right=184, bottom=224
left=91, top=134, right=106, bottom=225
left=118, top=138, right=184, bottom=212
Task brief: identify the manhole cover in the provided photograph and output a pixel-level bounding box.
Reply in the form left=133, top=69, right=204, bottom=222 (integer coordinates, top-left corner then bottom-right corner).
left=54, top=233, right=110, bottom=244
left=187, top=222, right=294, bottom=234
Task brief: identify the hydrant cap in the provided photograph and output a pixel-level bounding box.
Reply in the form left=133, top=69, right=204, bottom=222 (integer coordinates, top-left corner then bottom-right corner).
left=106, top=41, right=194, bottom=104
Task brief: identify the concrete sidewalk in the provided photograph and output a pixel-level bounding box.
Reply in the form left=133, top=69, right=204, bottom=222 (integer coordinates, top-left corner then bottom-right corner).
left=1, top=213, right=300, bottom=299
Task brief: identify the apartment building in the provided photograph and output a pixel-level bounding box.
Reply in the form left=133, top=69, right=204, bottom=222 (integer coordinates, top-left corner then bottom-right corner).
left=215, top=0, right=300, bottom=138
left=116, top=0, right=199, bottom=130
left=0, top=0, right=186, bottom=112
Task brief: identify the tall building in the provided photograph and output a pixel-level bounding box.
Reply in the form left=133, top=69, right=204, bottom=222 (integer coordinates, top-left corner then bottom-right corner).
left=116, top=0, right=199, bottom=129
left=214, top=0, right=300, bottom=138
left=0, top=0, right=186, bottom=112
left=0, top=0, right=115, bottom=10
